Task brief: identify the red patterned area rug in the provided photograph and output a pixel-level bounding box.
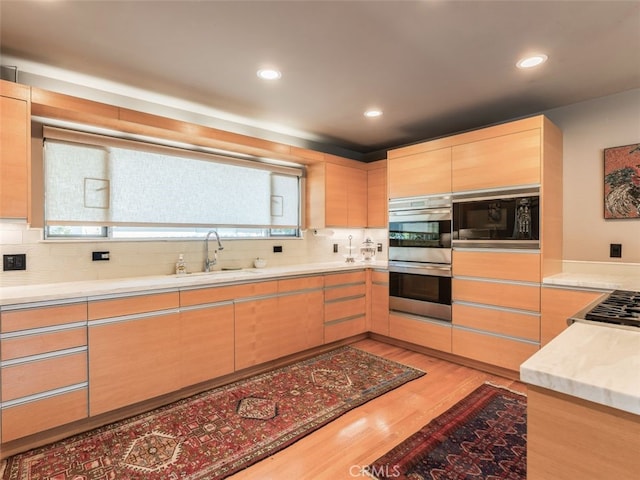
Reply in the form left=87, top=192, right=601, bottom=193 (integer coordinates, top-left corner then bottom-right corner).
left=366, top=383, right=527, bottom=480
left=1, top=346, right=424, bottom=480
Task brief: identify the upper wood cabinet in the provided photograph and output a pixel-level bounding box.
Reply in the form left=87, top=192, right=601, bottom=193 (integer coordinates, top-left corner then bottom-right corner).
left=451, top=128, right=541, bottom=191
left=387, top=147, right=452, bottom=199
left=0, top=80, right=30, bottom=219
left=307, top=160, right=368, bottom=228
left=367, top=161, right=387, bottom=227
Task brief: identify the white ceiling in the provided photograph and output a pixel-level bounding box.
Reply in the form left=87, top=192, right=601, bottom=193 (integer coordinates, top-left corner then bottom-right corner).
left=1, top=0, right=639, bottom=161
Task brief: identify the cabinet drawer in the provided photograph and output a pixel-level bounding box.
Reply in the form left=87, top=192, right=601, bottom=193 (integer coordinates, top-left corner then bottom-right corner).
left=453, top=278, right=540, bottom=312
left=1, top=327, right=86, bottom=361
left=233, top=281, right=279, bottom=299
left=389, top=312, right=452, bottom=353
left=452, top=328, right=538, bottom=371
left=1, top=303, right=87, bottom=333
left=453, top=303, right=540, bottom=341
left=180, top=284, right=246, bottom=307
left=325, top=283, right=367, bottom=301
left=453, top=250, right=541, bottom=282
left=324, top=316, right=366, bottom=343
left=88, top=291, right=179, bottom=320
left=1, top=351, right=87, bottom=402
left=324, top=271, right=366, bottom=287
left=278, top=275, right=324, bottom=293
left=1, top=388, right=88, bottom=442
left=324, top=296, right=366, bottom=323
left=371, top=270, right=389, bottom=284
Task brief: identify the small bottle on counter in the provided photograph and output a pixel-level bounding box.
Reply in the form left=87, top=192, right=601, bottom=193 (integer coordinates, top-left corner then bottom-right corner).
left=175, top=254, right=187, bottom=275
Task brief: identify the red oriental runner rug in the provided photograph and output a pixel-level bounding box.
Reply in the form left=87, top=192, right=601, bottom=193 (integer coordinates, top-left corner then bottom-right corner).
left=366, top=383, right=527, bottom=480
left=1, top=346, right=424, bottom=480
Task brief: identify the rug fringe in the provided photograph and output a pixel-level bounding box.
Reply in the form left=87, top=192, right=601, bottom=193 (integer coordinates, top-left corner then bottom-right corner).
left=484, top=381, right=527, bottom=397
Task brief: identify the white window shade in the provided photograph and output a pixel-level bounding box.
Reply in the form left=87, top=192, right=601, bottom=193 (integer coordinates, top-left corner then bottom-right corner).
left=43, top=129, right=302, bottom=229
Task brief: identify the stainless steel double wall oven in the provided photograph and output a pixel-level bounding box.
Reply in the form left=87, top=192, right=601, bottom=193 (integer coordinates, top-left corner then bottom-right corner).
left=388, top=194, right=452, bottom=322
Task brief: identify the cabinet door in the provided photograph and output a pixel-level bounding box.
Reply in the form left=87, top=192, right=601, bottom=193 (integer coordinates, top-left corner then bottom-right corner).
left=88, top=312, right=181, bottom=416
left=452, top=128, right=540, bottom=191
left=0, top=91, right=29, bottom=219
left=234, top=296, right=280, bottom=370
left=325, top=163, right=350, bottom=226
left=180, top=302, right=235, bottom=387
left=348, top=167, right=368, bottom=226
left=388, top=147, right=451, bottom=199
left=278, top=290, right=324, bottom=356
left=541, top=287, right=605, bottom=346
left=389, top=312, right=452, bottom=352
left=325, top=163, right=368, bottom=227
left=367, top=165, right=387, bottom=227
left=453, top=250, right=541, bottom=283
left=370, top=280, right=389, bottom=336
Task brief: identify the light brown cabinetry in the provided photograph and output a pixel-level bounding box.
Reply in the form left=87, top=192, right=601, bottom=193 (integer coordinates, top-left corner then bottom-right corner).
left=235, top=277, right=324, bottom=370
left=0, top=300, right=88, bottom=442
left=0, top=80, right=30, bottom=219
left=324, top=271, right=367, bottom=343
left=451, top=128, right=541, bottom=191
left=452, top=250, right=541, bottom=371
left=540, top=286, right=606, bottom=346
left=307, top=161, right=368, bottom=228
left=527, top=386, right=640, bottom=480
left=388, top=312, right=452, bottom=352
left=367, top=161, right=387, bottom=227
left=88, top=291, right=181, bottom=416
left=179, top=285, right=238, bottom=387
left=369, top=270, right=389, bottom=335
left=387, top=147, right=451, bottom=199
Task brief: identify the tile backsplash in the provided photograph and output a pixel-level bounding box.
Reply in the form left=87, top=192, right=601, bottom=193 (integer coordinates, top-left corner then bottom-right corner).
left=0, top=221, right=387, bottom=287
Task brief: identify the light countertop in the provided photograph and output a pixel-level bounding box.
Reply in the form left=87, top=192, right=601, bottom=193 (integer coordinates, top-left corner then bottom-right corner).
left=520, top=321, right=640, bottom=415
left=543, top=272, right=640, bottom=291
left=0, top=261, right=387, bottom=307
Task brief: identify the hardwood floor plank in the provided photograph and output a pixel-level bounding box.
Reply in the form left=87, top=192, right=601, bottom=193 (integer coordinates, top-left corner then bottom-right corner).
left=229, top=338, right=526, bottom=479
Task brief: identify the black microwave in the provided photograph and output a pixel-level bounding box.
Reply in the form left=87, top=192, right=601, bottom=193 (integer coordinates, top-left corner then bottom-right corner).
left=452, top=188, right=540, bottom=248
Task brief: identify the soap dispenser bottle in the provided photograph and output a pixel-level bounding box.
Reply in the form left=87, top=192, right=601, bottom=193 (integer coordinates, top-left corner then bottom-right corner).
left=175, top=254, right=187, bottom=275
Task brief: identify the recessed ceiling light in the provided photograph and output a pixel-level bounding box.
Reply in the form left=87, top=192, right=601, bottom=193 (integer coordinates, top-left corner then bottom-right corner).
left=364, top=109, right=383, bottom=118
left=257, top=68, right=282, bottom=80
left=516, top=54, right=548, bottom=69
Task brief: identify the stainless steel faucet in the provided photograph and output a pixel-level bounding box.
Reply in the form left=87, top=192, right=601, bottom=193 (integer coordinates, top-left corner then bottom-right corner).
left=204, top=230, right=224, bottom=272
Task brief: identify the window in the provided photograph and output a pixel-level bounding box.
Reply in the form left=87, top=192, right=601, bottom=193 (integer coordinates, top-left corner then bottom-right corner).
left=43, top=127, right=303, bottom=239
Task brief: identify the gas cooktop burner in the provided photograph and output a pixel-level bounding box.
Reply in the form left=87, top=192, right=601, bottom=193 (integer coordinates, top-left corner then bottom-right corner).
left=584, top=290, right=640, bottom=328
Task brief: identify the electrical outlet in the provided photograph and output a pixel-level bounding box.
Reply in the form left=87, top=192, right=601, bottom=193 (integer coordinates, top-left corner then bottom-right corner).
left=333, top=243, right=338, bottom=253
left=377, top=243, right=383, bottom=252
left=610, top=243, right=622, bottom=258
left=273, top=245, right=283, bottom=253
left=3, top=254, right=26, bottom=271
left=92, top=251, right=110, bottom=261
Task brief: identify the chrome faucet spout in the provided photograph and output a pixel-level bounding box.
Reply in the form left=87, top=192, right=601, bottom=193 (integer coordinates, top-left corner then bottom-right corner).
left=204, top=230, right=224, bottom=272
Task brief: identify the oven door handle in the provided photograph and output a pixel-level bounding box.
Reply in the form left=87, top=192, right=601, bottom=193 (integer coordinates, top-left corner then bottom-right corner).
left=388, top=261, right=452, bottom=277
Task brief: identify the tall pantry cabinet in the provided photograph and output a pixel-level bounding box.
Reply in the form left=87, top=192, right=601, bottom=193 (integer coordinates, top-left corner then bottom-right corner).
left=387, top=115, right=563, bottom=374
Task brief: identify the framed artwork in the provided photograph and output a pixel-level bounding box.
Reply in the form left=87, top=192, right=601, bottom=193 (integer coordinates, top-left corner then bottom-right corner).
left=603, top=143, right=640, bottom=219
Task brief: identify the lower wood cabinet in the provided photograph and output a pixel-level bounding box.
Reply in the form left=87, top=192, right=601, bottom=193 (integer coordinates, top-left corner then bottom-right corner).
left=451, top=327, right=538, bottom=371
left=235, top=277, right=324, bottom=370
left=389, top=312, right=452, bottom=353
left=527, top=386, right=640, bottom=480
left=540, top=286, right=606, bottom=346
left=324, top=271, right=367, bottom=343
left=0, top=300, right=89, bottom=443
left=180, top=302, right=235, bottom=387
left=88, top=311, right=182, bottom=416
left=369, top=270, right=389, bottom=335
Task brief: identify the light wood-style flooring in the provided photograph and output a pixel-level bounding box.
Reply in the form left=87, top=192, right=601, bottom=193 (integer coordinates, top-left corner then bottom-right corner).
left=230, top=338, right=525, bottom=480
